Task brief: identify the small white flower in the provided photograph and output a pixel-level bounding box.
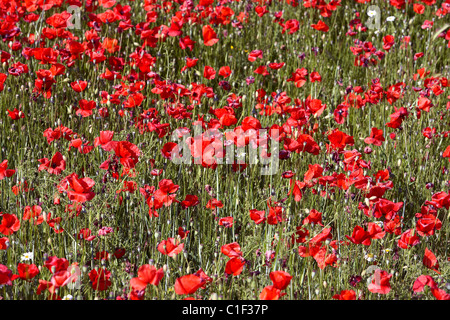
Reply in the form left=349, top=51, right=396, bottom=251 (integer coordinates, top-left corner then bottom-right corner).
left=387, top=16, right=396, bottom=22
left=62, top=294, right=73, bottom=300
left=364, top=253, right=377, bottom=262
left=367, top=10, right=377, bottom=17
left=21, top=252, right=33, bottom=262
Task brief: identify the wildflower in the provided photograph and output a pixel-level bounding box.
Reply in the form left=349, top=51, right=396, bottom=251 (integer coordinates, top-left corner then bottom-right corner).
left=21, top=252, right=34, bottom=262
left=364, top=253, right=377, bottom=262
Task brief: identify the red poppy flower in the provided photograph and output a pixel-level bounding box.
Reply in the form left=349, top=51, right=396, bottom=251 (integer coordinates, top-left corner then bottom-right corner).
left=157, top=238, right=184, bottom=258
left=414, top=3, right=425, bottom=14
left=0, top=213, right=20, bottom=235
left=36, top=279, right=52, bottom=295
left=259, top=285, right=284, bottom=300
left=417, top=96, right=433, bottom=112
left=304, top=164, right=323, bottom=182
left=174, top=274, right=205, bottom=295
left=130, top=264, right=164, bottom=291
left=38, top=152, right=66, bottom=175
left=225, top=257, right=245, bottom=276
left=413, top=275, right=436, bottom=293
left=109, top=141, right=140, bottom=169
left=0, top=160, right=15, bottom=180
left=289, top=180, right=305, bottom=202
left=328, top=129, right=355, bottom=150
left=70, top=81, right=88, bottom=92
left=386, top=107, right=408, bottom=128
left=179, top=36, right=196, bottom=51
left=221, top=242, right=243, bottom=258
left=269, top=271, right=292, bottom=290
left=431, top=287, right=450, bottom=300
left=44, top=256, right=69, bottom=273
left=181, top=57, right=198, bottom=72
left=203, top=65, right=216, bottom=80
left=364, top=127, right=385, bottom=146
left=398, top=229, right=420, bottom=249
left=180, top=195, right=200, bottom=209
left=219, top=217, right=233, bottom=228
left=219, top=66, right=232, bottom=77
left=268, top=62, right=285, bottom=70
left=65, top=173, right=96, bottom=203
left=383, top=35, right=395, bottom=51
left=333, top=290, right=356, bottom=300
left=46, top=11, right=71, bottom=28
left=94, top=131, right=114, bottom=151
left=15, top=263, right=39, bottom=281
left=7, top=108, right=25, bottom=120
left=0, top=264, right=18, bottom=285
left=0, top=73, right=7, bottom=92
left=202, top=25, right=219, bottom=46
left=76, top=99, right=96, bottom=117
left=0, top=237, right=9, bottom=250
left=309, top=71, right=322, bottom=82
left=303, top=209, right=324, bottom=226
left=291, top=226, right=309, bottom=244
left=161, top=142, right=178, bottom=160
left=311, top=20, right=329, bottom=32
left=206, top=198, right=223, bottom=209
left=77, top=228, right=96, bottom=241
left=287, top=68, right=308, bottom=88
left=416, top=214, right=442, bottom=237
left=178, top=227, right=190, bottom=239
left=249, top=209, right=266, bottom=224
left=346, top=225, right=371, bottom=246
left=423, top=248, right=440, bottom=274
left=147, top=179, right=179, bottom=211
left=89, top=268, right=112, bottom=291
left=443, top=145, right=450, bottom=162
left=23, top=205, right=44, bottom=225
left=248, top=50, right=263, bottom=62
left=254, top=65, right=269, bottom=76
left=368, top=269, right=392, bottom=294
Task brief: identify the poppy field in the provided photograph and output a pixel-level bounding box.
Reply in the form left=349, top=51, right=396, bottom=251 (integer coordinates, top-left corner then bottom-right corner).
left=1, top=0, right=450, bottom=301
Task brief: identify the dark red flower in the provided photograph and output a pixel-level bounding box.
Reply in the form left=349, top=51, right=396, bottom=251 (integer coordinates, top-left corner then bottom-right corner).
left=89, top=268, right=112, bottom=291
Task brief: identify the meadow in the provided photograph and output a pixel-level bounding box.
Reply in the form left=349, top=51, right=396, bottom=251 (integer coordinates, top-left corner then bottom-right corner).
left=0, top=0, right=449, bottom=300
